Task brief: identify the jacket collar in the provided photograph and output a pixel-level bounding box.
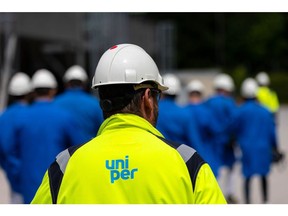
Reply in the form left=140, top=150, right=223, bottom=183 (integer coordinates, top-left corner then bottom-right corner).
left=97, top=113, right=164, bottom=138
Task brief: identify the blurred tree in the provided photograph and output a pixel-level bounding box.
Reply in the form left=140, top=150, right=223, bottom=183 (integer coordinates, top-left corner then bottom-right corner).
left=145, top=13, right=288, bottom=103
left=225, top=13, right=288, bottom=74
left=145, top=13, right=288, bottom=74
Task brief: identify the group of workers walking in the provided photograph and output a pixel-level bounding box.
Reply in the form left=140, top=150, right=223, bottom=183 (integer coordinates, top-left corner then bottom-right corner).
left=157, top=70, right=283, bottom=204
left=0, top=66, right=103, bottom=203
left=0, top=43, right=284, bottom=204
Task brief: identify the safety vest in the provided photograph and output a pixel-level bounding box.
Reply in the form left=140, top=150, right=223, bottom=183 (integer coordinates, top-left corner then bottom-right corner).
left=257, top=86, right=279, bottom=113
left=31, top=114, right=226, bottom=204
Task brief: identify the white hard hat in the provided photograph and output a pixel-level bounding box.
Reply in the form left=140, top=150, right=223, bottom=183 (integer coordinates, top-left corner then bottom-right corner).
left=241, top=78, right=258, bottom=98
left=162, top=73, right=181, bottom=95
left=63, top=65, right=88, bottom=82
left=213, top=73, right=235, bottom=92
left=186, top=80, right=204, bottom=94
left=91, top=44, right=168, bottom=91
left=255, top=71, right=270, bottom=86
left=32, top=69, right=58, bottom=89
left=8, top=72, right=32, bottom=96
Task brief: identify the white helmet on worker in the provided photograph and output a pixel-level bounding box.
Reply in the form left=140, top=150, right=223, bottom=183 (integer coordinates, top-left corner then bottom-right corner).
left=213, top=73, right=235, bottom=92
left=255, top=71, right=270, bottom=86
left=91, top=44, right=168, bottom=91
left=162, top=73, right=181, bottom=95
left=241, top=78, right=258, bottom=99
left=63, top=65, right=88, bottom=82
left=186, top=80, right=204, bottom=94
left=32, top=69, right=58, bottom=89
left=8, top=72, right=32, bottom=96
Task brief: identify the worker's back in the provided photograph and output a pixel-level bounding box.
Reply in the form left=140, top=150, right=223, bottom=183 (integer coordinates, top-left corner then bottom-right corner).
left=157, top=98, right=187, bottom=143
left=257, top=86, right=279, bottom=114
left=185, top=102, right=223, bottom=177
left=32, top=114, right=226, bottom=204
left=205, top=94, right=237, bottom=167
left=0, top=102, right=29, bottom=196
left=231, top=100, right=277, bottom=177
left=54, top=88, right=103, bottom=141
left=18, top=100, right=87, bottom=203
left=157, top=97, right=201, bottom=150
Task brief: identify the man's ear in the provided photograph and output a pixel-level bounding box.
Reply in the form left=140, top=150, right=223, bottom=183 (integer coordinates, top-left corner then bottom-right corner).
left=140, top=88, right=154, bottom=123
left=143, top=88, right=154, bottom=109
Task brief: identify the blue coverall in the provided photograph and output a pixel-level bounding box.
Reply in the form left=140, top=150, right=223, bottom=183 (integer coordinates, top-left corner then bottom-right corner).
left=11, top=99, right=87, bottom=203
left=205, top=94, right=238, bottom=169
left=185, top=102, right=224, bottom=177
left=54, top=88, right=103, bottom=141
left=0, top=102, right=29, bottom=196
left=157, top=97, right=202, bottom=152
left=231, top=99, right=277, bottom=178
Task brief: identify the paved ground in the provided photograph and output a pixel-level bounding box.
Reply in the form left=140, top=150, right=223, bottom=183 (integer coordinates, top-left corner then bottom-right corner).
left=0, top=106, right=287, bottom=204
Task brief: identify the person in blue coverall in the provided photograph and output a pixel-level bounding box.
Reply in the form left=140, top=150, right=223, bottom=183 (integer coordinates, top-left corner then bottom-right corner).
left=185, top=80, right=224, bottom=178
left=0, top=72, right=33, bottom=204
left=156, top=74, right=202, bottom=152
left=205, top=73, right=238, bottom=203
left=54, top=65, right=103, bottom=142
left=9, top=69, right=87, bottom=204
left=231, top=78, right=279, bottom=204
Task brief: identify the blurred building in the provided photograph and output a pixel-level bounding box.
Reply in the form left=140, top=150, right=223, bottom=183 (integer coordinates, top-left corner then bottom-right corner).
left=0, top=13, right=175, bottom=110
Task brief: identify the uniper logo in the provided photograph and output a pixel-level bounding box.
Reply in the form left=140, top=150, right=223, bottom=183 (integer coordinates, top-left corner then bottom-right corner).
left=105, top=156, right=138, bottom=184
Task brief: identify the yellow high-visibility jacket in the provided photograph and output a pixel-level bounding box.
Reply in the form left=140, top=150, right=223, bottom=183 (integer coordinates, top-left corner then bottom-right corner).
left=31, top=114, right=227, bottom=204
left=257, top=86, right=279, bottom=114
